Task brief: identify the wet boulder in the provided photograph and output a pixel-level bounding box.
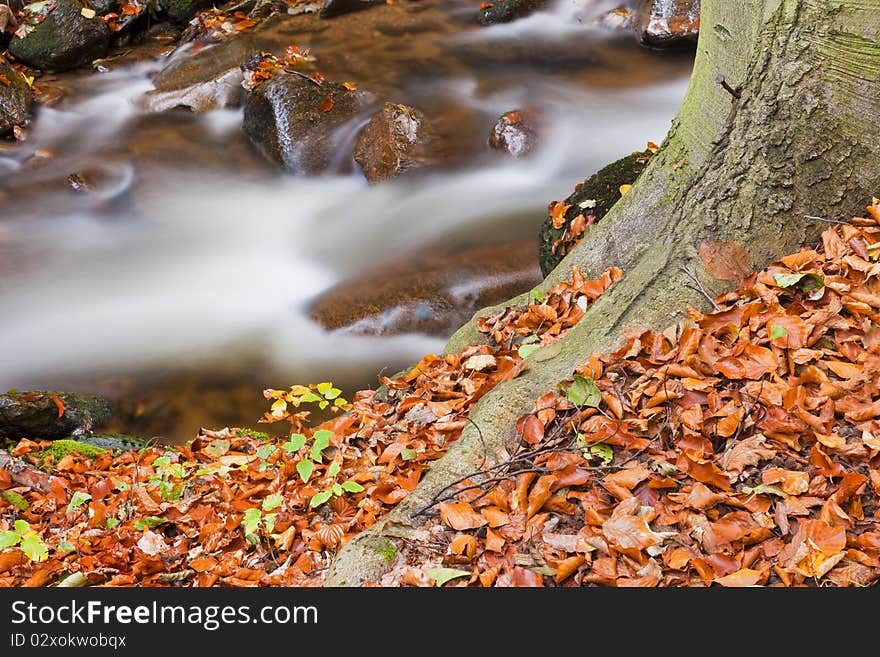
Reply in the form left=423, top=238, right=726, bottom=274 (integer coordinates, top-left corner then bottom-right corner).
left=539, top=149, right=653, bottom=276
left=488, top=108, right=539, bottom=158
left=354, top=102, right=432, bottom=183
left=479, top=0, right=547, bottom=25
left=0, top=390, right=113, bottom=440
left=0, top=61, right=31, bottom=136
left=155, top=0, right=213, bottom=23
left=243, top=73, right=372, bottom=175
left=8, top=0, right=111, bottom=71
left=634, top=0, right=699, bottom=49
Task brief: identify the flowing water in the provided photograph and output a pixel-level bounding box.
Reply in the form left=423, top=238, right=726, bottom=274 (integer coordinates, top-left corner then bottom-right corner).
left=0, top=0, right=693, bottom=440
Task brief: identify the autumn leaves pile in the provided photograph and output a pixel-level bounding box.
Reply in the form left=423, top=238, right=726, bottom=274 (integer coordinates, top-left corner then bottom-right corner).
left=4, top=203, right=880, bottom=587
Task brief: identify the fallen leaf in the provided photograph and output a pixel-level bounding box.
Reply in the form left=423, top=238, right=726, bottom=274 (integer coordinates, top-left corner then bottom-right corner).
left=439, top=502, right=487, bottom=531
left=700, top=241, right=752, bottom=281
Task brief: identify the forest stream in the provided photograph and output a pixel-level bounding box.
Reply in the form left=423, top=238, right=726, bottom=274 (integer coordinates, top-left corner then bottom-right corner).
left=0, top=0, right=693, bottom=441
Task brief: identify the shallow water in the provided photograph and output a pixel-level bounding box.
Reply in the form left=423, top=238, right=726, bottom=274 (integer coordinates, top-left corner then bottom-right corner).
left=0, top=0, right=693, bottom=440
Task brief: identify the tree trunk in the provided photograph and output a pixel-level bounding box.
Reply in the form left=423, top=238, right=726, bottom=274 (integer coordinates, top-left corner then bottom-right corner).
left=325, top=0, right=880, bottom=586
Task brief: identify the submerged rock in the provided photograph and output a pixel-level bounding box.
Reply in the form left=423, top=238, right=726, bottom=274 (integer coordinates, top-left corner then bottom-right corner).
left=0, top=61, right=31, bottom=136
left=146, top=67, right=243, bottom=112
left=488, top=109, right=539, bottom=158
left=0, top=390, right=113, bottom=440
left=311, top=241, right=543, bottom=336
left=243, top=73, right=371, bottom=175
left=479, top=0, right=547, bottom=24
left=8, top=0, right=111, bottom=71
left=634, top=0, right=699, bottom=48
left=354, top=102, right=432, bottom=183
left=539, top=149, right=652, bottom=276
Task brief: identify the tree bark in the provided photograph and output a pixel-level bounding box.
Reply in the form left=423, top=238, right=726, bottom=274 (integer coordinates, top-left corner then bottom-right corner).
left=325, top=0, right=880, bottom=586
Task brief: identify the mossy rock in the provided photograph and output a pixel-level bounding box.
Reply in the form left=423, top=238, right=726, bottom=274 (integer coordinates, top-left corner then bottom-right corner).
left=157, top=0, right=214, bottom=23
left=479, top=0, right=547, bottom=24
left=0, top=490, right=30, bottom=511
left=8, top=0, right=111, bottom=71
left=0, top=390, right=112, bottom=440
left=37, top=438, right=108, bottom=463
left=35, top=435, right=147, bottom=467
left=0, top=61, right=32, bottom=136
left=538, top=150, right=652, bottom=277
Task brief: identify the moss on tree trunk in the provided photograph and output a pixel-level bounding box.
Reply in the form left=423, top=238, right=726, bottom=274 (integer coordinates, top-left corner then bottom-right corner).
left=325, top=0, right=880, bottom=586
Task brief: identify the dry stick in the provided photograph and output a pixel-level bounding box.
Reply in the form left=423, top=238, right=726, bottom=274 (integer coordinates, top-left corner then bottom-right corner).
left=680, top=265, right=720, bottom=311
left=804, top=214, right=852, bottom=225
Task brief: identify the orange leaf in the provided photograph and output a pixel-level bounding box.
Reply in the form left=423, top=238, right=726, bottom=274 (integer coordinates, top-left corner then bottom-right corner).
left=50, top=395, right=66, bottom=419
left=526, top=475, right=555, bottom=518
left=517, top=414, right=544, bottom=445
left=320, top=96, right=334, bottom=112
left=480, top=506, right=509, bottom=528
left=450, top=533, right=478, bottom=559
left=678, top=453, right=731, bottom=490
left=484, top=527, right=506, bottom=553
left=714, top=568, right=763, bottom=587
left=700, top=240, right=752, bottom=281
left=439, top=502, right=487, bottom=531
left=555, top=556, right=586, bottom=583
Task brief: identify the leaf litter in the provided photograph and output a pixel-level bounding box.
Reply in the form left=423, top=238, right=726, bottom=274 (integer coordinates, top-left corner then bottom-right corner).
left=3, top=201, right=880, bottom=587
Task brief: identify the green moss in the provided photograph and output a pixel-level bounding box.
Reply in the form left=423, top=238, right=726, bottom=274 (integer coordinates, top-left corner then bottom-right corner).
left=539, top=150, right=652, bottom=276
left=237, top=428, right=272, bottom=442
left=375, top=539, right=397, bottom=563
left=0, top=490, right=29, bottom=511
left=37, top=439, right=107, bottom=464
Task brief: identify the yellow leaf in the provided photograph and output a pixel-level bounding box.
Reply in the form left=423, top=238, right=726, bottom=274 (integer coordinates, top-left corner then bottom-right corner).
left=619, top=184, right=632, bottom=196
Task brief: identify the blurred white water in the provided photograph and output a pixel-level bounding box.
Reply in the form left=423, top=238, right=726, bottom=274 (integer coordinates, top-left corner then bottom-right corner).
left=0, top=0, right=690, bottom=408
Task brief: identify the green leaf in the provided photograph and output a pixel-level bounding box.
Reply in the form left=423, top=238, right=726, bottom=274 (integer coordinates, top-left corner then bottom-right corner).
left=133, top=516, right=167, bottom=531
left=0, top=531, right=20, bottom=549
left=401, top=448, right=417, bottom=461
left=114, top=480, right=130, bottom=491
left=153, top=456, right=171, bottom=468
left=13, top=519, right=30, bottom=535
left=310, top=430, right=333, bottom=462
left=769, top=324, right=788, bottom=340
left=194, top=466, right=218, bottom=477
left=66, top=491, right=92, bottom=514
left=328, top=461, right=341, bottom=477
left=296, top=459, right=314, bottom=484
left=309, top=490, right=333, bottom=508
left=590, top=444, right=613, bottom=465
left=282, top=434, right=307, bottom=453
left=242, top=508, right=262, bottom=535
left=299, top=392, right=322, bottom=404
left=262, top=494, right=283, bottom=511
left=334, top=398, right=349, bottom=408
left=20, top=534, right=48, bottom=562
left=773, top=272, right=824, bottom=292
left=528, top=288, right=547, bottom=304
left=262, top=513, right=277, bottom=533
left=518, top=343, right=540, bottom=359
left=325, top=388, right=342, bottom=400
left=427, top=568, right=470, bottom=587
left=203, top=438, right=231, bottom=458
left=316, top=382, right=333, bottom=396
left=105, top=517, right=120, bottom=530
left=255, top=444, right=276, bottom=461
left=332, top=483, right=343, bottom=496
left=341, top=480, right=364, bottom=493
left=564, top=375, right=601, bottom=408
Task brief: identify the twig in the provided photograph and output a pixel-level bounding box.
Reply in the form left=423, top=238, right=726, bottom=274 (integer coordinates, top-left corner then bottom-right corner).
left=681, top=265, right=720, bottom=310
left=282, top=69, right=324, bottom=87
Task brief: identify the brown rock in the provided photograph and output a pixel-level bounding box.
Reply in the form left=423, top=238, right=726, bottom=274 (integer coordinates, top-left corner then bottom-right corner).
left=243, top=73, right=372, bottom=175
left=634, top=0, right=699, bottom=49
left=354, top=102, right=432, bottom=183
left=488, top=109, right=539, bottom=158
left=310, top=241, right=543, bottom=336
